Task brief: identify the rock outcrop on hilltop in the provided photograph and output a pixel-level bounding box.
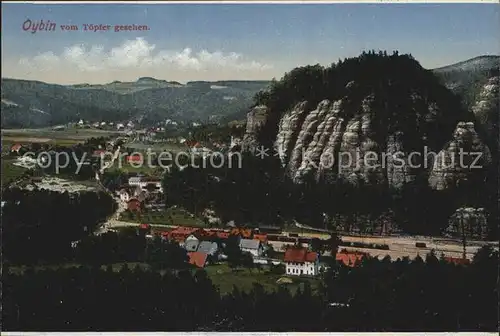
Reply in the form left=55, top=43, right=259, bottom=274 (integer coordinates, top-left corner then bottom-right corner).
left=243, top=52, right=493, bottom=192
left=241, top=105, right=268, bottom=153
left=240, top=51, right=497, bottom=237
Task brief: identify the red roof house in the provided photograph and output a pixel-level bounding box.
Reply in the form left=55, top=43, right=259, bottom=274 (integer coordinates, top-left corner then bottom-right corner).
left=444, top=256, right=471, bottom=265
left=253, top=233, right=268, bottom=243
left=216, top=231, right=230, bottom=239
left=230, top=228, right=253, bottom=239
left=93, top=149, right=106, bottom=157
left=127, top=198, right=142, bottom=212
left=336, top=252, right=366, bottom=267
left=284, top=247, right=318, bottom=263
left=10, top=144, right=23, bottom=153
left=170, top=226, right=199, bottom=236
left=126, top=154, right=143, bottom=163
left=188, top=252, right=208, bottom=268
left=284, top=246, right=319, bottom=276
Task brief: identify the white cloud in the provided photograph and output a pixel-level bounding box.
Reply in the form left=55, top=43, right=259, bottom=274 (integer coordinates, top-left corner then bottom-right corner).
left=20, top=37, right=272, bottom=73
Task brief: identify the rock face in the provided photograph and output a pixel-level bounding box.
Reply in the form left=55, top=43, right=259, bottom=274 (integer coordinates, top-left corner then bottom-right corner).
left=428, top=122, right=492, bottom=190
left=471, top=76, right=499, bottom=147
left=239, top=54, right=497, bottom=236
left=445, top=207, right=489, bottom=240
left=241, top=105, right=268, bottom=153
left=243, top=89, right=491, bottom=190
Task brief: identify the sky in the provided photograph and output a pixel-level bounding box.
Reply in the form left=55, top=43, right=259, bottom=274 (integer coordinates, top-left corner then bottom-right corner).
left=2, top=2, right=499, bottom=84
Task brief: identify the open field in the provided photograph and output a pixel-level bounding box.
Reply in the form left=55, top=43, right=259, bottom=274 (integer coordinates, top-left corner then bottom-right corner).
left=204, top=263, right=321, bottom=295
left=1, top=128, right=125, bottom=146
left=106, top=162, right=164, bottom=176
left=2, top=136, right=53, bottom=143
left=7, top=262, right=321, bottom=296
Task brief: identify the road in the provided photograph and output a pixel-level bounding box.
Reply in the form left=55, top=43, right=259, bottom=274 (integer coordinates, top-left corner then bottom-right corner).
left=94, top=145, right=128, bottom=235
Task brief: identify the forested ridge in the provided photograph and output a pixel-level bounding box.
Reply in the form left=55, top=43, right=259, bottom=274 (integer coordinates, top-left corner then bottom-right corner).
left=3, top=247, right=498, bottom=331
left=253, top=51, right=470, bottom=150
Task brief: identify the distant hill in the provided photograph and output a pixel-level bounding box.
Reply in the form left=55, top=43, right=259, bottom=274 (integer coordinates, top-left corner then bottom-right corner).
left=2, top=55, right=498, bottom=129
left=0, top=77, right=271, bottom=128
left=433, top=55, right=499, bottom=150
left=432, top=55, right=499, bottom=107
left=71, top=77, right=185, bottom=94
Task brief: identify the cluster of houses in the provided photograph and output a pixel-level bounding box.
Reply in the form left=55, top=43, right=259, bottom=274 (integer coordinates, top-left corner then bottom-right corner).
left=76, top=119, right=134, bottom=131
left=137, top=223, right=473, bottom=275
left=137, top=225, right=328, bottom=276
left=182, top=135, right=242, bottom=156
left=116, top=175, right=164, bottom=212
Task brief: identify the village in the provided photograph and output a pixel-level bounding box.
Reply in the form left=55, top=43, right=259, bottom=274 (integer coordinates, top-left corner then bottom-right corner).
left=3, top=122, right=497, bottom=285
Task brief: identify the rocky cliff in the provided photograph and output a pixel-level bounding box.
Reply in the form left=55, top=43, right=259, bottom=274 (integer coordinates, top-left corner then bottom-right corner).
left=244, top=93, right=491, bottom=191
left=471, top=76, right=499, bottom=148
left=428, top=121, right=492, bottom=190
left=241, top=105, right=269, bottom=153
left=239, top=52, right=497, bottom=237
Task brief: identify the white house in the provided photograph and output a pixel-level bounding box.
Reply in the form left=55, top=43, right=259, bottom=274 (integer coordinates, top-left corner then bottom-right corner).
left=283, top=246, right=319, bottom=276
left=239, top=239, right=264, bottom=257
left=118, top=188, right=132, bottom=202
left=185, top=234, right=200, bottom=252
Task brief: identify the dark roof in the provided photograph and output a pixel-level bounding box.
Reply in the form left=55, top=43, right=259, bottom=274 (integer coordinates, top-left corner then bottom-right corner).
left=239, top=238, right=261, bottom=250
left=197, top=241, right=218, bottom=254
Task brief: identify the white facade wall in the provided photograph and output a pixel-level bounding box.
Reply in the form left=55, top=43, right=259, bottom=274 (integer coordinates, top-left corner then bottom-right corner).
left=285, top=261, right=319, bottom=276
left=119, top=192, right=130, bottom=202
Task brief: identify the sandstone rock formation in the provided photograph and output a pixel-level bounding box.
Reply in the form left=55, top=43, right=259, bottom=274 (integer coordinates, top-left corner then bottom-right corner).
left=429, top=121, right=492, bottom=190
left=243, top=82, right=492, bottom=193
left=239, top=53, right=497, bottom=236
left=241, top=105, right=268, bottom=153
left=445, top=207, right=489, bottom=240
left=471, top=76, right=499, bottom=147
